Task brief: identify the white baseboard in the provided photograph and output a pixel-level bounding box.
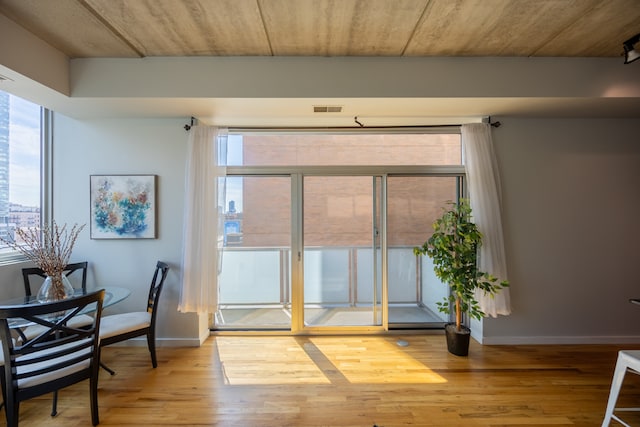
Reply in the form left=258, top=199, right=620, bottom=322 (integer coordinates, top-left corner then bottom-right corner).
left=481, top=335, right=640, bottom=345
left=112, top=335, right=640, bottom=348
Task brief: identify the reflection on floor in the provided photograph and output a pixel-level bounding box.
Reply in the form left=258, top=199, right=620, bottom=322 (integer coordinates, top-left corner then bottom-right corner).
left=215, top=304, right=444, bottom=329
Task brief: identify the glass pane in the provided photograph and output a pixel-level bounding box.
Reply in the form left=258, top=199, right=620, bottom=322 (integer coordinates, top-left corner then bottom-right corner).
left=0, top=90, right=41, bottom=249
left=228, top=133, right=461, bottom=166
left=303, top=176, right=381, bottom=327
left=216, top=176, right=291, bottom=329
left=386, top=176, right=460, bottom=325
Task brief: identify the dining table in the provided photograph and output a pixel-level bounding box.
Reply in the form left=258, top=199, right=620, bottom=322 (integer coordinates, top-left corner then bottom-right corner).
left=0, top=286, right=131, bottom=329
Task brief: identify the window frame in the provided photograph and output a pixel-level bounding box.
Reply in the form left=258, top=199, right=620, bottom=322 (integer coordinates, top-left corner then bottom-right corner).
left=217, top=127, right=467, bottom=331
left=0, top=98, right=49, bottom=266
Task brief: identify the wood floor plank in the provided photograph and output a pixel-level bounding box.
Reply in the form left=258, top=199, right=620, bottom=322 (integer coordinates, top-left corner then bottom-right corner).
left=2, top=335, right=640, bottom=426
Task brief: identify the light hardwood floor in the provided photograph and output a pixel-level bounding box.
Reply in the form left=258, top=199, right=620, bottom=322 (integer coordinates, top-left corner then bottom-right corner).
left=4, top=335, right=640, bottom=426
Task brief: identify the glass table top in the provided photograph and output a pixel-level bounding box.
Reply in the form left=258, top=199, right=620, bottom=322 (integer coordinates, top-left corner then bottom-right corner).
left=0, top=287, right=131, bottom=329
left=0, top=287, right=130, bottom=308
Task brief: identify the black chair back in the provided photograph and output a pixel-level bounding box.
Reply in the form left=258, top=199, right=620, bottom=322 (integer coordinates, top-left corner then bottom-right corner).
left=0, top=290, right=104, bottom=426
left=148, top=261, right=169, bottom=328
left=22, top=262, right=88, bottom=296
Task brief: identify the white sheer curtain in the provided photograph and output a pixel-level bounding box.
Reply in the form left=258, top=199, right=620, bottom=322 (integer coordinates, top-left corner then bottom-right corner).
left=461, top=123, right=511, bottom=317
left=179, top=126, right=227, bottom=314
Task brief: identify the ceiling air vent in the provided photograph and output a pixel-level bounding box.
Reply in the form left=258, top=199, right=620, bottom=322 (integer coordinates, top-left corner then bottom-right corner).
left=313, top=105, right=343, bottom=113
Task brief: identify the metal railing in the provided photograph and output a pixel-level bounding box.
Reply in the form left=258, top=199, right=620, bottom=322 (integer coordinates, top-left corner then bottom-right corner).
left=218, top=245, right=441, bottom=308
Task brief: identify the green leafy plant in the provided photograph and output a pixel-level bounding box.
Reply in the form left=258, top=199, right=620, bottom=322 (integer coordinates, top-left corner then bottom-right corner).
left=413, top=199, right=508, bottom=332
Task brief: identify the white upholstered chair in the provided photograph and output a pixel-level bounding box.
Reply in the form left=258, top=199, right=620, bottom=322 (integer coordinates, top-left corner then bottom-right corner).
left=99, top=261, right=169, bottom=374
left=602, top=350, right=640, bottom=426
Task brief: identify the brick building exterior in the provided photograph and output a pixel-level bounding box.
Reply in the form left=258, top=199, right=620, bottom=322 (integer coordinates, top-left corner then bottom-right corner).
left=229, top=133, right=461, bottom=248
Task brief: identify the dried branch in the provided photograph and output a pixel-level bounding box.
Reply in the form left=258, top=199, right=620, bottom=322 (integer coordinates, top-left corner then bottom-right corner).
left=1, top=221, right=86, bottom=276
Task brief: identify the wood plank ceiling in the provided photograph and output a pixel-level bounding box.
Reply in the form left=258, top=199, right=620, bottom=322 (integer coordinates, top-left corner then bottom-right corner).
left=1, top=0, right=639, bottom=60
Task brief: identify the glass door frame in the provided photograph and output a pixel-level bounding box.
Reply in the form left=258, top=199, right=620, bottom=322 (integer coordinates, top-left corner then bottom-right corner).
left=225, top=165, right=466, bottom=334
left=293, top=172, right=387, bottom=334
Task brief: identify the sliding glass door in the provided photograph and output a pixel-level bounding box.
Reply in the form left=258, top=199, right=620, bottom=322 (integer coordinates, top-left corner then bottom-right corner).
left=302, top=175, right=383, bottom=329
left=215, top=176, right=292, bottom=329
left=386, top=175, right=462, bottom=327
left=214, top=129, right=464, bottom=332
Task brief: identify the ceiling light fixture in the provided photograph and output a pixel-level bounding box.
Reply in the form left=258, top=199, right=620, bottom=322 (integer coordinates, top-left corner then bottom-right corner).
left=623, top=33, right=640, bottom=64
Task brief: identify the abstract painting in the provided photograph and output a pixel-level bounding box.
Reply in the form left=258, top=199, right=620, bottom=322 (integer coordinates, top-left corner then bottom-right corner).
left=90, top=175, right=156, bottom=239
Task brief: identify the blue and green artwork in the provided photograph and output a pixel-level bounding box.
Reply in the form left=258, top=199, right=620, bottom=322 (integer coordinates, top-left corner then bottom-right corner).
left=90, top=175, right=156, bottom=239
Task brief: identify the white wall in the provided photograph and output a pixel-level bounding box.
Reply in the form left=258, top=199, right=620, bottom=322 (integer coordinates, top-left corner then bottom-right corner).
left=483, top=117, right=640, bottom=344
left=2, top=11, right=640, bottom=346
left=1, top=113, right=636, bottom=345
left=0, top=14, right=69, bottom=96
left=70, top=57, right=640, bottom=99
left=51, top=114, right=205, bottom=347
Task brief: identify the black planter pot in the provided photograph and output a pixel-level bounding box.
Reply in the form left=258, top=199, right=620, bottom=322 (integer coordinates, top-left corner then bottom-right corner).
left=445, top=323, right=471, bottom=356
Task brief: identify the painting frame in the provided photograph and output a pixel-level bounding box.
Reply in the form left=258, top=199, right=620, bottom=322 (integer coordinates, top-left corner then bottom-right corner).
left=90, top=174, right=157, bottom=239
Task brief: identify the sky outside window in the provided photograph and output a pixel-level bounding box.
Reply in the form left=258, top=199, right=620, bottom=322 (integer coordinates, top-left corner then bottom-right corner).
left=7, top=92, right=40, bottom=207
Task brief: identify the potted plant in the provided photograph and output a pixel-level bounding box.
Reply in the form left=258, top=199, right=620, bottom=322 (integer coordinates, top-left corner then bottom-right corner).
left=414, top=199, right=508, bottom=356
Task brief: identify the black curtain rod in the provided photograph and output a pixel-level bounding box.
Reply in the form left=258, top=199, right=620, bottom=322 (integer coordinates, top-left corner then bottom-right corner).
left=233, top=124, right=461, bottom=130
left=229, top=122, right=501, bottom=131
left=348, top=116, right=500, bottom=129
left=184, top=118, right=501, bottom=131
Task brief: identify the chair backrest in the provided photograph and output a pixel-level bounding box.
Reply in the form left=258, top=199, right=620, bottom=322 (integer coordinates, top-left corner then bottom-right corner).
left=0, top=290, right=104, bottom=404
left=22, top=262, right=88, bottom=297
left=147, top=261, right=169, bottom=325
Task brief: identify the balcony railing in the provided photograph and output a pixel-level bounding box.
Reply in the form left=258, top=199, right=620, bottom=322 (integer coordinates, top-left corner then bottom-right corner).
left=217, top=246, right=449, bottom=327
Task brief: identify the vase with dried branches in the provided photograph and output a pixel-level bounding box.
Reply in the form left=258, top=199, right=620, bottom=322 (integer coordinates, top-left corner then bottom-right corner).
left=2, top=221, right=86, bottom=302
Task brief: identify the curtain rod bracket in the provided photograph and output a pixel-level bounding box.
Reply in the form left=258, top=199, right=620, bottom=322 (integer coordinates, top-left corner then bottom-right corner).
left=184, top=116, right=195, bottom=131
left=486, top=116, right=501, bottom=128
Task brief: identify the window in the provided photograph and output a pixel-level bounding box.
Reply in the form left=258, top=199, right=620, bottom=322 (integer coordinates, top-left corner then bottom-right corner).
left=216, top=129, right=465, bottom=331
left=227, top=131, right=461, bottom=166
left=0, top=90, right=44, bottom=261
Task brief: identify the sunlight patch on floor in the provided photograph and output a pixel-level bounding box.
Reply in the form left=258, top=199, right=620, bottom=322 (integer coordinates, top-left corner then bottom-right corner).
left=216, top=337, right=330, bottom=385
left=214, top=336, right=446, bottom=385
left=308, top=336, right=447, bottom=384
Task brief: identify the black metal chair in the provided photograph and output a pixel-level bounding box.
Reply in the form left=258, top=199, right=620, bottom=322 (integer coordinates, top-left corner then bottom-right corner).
left=99, top=261, right=169, bottom=374
left=0, top=290, right=105, bottom=426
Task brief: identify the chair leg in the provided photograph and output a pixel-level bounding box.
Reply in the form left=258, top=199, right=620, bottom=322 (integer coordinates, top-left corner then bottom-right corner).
left=100, top=361, right=116, bottom=376
left=6, top=399, right=18, bottom=427
left=90, top=376, right=99, bottom=426
left=147, top=331, right=158, bottom=368
left=603, top=355, right=630, bottom=426
left=50, top=391, right=58, bottom=416
left=0, top=370, right=6, bottom=412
